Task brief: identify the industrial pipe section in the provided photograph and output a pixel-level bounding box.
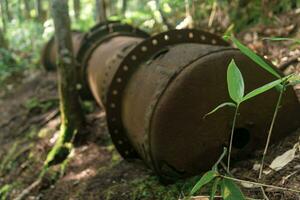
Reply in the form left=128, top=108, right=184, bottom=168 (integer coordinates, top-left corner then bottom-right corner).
left=42, top=22, right=300, bottom=181
left=41, top=31, right=84, bottom=71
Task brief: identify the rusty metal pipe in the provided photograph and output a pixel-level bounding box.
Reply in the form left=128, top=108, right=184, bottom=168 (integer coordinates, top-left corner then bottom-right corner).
left=41, top=31, right=84, bottom=70
left=43, top=22, right=300, bottom=181
left=82, top=26, right=300, bottom=181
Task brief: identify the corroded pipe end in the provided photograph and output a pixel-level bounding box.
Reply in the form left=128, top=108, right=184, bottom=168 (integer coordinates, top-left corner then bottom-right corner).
left=41, top=31, right=84, bottom=71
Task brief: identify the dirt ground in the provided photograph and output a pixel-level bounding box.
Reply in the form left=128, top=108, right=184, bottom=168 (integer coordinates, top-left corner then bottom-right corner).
left=1, top=11, right=300, bottom=200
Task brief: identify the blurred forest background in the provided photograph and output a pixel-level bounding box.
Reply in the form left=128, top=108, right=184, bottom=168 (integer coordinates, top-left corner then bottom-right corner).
left=0, top=0, right=299, bottom=86
left=0, top=0, right=300, bottom=200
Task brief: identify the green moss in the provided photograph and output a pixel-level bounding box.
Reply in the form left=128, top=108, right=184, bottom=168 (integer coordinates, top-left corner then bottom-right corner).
left=0, top=184, right=13, bottom=200
left=102, top=175, right=201, bottom=200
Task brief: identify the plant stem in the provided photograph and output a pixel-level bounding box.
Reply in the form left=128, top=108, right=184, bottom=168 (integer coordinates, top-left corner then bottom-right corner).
left=227, top=104, right=239, bottom=172
left=220, top=175, right=300, bottom=193
left=258, top=87, right=284, bottom=179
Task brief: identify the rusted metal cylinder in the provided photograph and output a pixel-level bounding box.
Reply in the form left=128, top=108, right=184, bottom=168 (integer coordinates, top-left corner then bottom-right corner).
left=102, top=29, right=300, bottom=181
left=41, top=31, right=84, bottom=70
left=45, top=22, right=300, bottom=181
left=76, top=21, right=149, bottom=99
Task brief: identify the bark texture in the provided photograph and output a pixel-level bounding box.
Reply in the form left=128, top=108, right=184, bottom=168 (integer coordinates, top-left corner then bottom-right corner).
left=51, top=0, right=84, bottom=145
left=0, top=28, right=7, bottom=49
left=36, top=0, right=43, bottom=21
left=95, top=0, right=107, bottom=23
left=73, top=0, right=81, bottom=20
left=23, top=0, right=31, bottom=19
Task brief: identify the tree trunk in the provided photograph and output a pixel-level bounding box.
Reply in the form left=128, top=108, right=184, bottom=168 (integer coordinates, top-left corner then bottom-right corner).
left=24, top=0, right=31, bottom=19
left=95, top=0, right=107, bottom=23
left=184, top=0, right=193, bottom=28
left=0, top=28, right=7, bottom=49
left=4, top=0, right=12, bottom=21
left=73, top=0, right=81, bottom=20
left=0, top=0, right=7, bottom=33
left=49, top=0, right=84, bottom=164
left=121, top=0, right=127, bottom=16
left=36, top=0, right=43, bottom=21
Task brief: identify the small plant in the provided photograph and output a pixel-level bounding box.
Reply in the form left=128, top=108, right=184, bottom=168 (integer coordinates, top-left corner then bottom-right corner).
left=189, top=35, right=300, bottom=199
left=227, top=35, right=299, bottom=179
left=206, top=59, right=285, bottom=172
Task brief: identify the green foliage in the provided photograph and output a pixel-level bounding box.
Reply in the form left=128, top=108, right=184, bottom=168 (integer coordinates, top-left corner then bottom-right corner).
left=196, top=35, right=300, bottom=200
left=242, top=79, right=284, bottom=102
left=210, top=178, right=220, bottom=200
left=220, top=178, right=245, bottom=200
left=0, top=48, right=19, bottom=82
left=225, top=35, right=281, bottom=78
left=25, top=98, right=58, bottom=112
left=0, top=184, right=13, bottom=200
left=227, top=60, right=244, bottom=104
left=263, top=37, right=300, bottom=44
left=189, top=149, right=245, bottom=200
left=204, top=102, right=236, bottom=118
left=0, top=20, right=48, bottom=84
left=190, top=171, right=218, bottom=196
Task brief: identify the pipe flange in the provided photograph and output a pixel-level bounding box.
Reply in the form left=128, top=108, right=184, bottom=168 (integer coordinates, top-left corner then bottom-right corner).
left=76, top=21, right=149, bottom=99
left=106, top=29, right=229, bottom=159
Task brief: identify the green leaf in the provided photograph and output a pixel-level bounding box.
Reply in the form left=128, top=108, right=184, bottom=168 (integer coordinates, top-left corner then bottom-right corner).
left=227, top=59, right=245, bottom=104
left=262, top=37, right=300, bottom=44
left=190, top=171, right=218, bottom=196
left=287, top=74, right=300, bottom=86
left=210, top=178, right=221, bottom=200
left=204, top=102, right=236, bottom=118
left=289, top=79, right=300, bottom=86
left=242, top=78, right=283, bottom=102
left=230, top=36, right=281, bottom=79
left=220, top=178, right=245, bottom=200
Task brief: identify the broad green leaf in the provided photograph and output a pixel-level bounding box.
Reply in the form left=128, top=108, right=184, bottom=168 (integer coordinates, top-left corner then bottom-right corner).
left=227, top=59, right=244, bottom=104
left=230, top=36, right=281, bottom=78
left=190, top=170, right=217, bottom=196
left=220, top=178, right=245, bottom=200
left=242, top=78, right=283, bottom=102
left=204, top=102, right=236, bottom=118
left=210, top=178, right=221, bottom=200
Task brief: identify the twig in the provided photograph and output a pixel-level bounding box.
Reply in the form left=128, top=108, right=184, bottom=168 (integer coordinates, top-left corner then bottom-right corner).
left=259, top=87, right=284, bottom=179
left=227, top=105, right=240, bottom=171
left=14, top=178, right=42, bottom=200
left=208, top=1, right=217, bottom=28
left=260, top=186, right=270, bottom=200
left=220, top=175, right=300, bottom=193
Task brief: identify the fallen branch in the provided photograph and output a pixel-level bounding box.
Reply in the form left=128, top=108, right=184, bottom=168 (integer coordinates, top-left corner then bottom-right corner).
left=14, top=178, right=42, bottom=200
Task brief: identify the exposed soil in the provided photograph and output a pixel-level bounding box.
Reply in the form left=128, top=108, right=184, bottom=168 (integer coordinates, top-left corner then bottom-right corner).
left=1, top=10, right=300, bottom=200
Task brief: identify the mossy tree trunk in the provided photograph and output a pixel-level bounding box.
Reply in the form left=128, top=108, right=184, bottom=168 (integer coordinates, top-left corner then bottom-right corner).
left=73, top=0, right=81, bottom=20
left=23, top=0, right=32, bottom=19
left=0, top=0, right=7, bottom=33
left=0, top=28, right=7, bottom=49
left=36, top=0, right=43, bottom=21
left=46, top=0, right=84, bottom=166
left=4, top=0, right=11, bottom=21
left=95, top=0, right=107, bottom=23
left=121, top=0, right=127, bottom=16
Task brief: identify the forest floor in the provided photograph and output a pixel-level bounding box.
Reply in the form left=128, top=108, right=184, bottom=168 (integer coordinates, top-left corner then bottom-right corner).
left=1, top=11, right=300, bottom=200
